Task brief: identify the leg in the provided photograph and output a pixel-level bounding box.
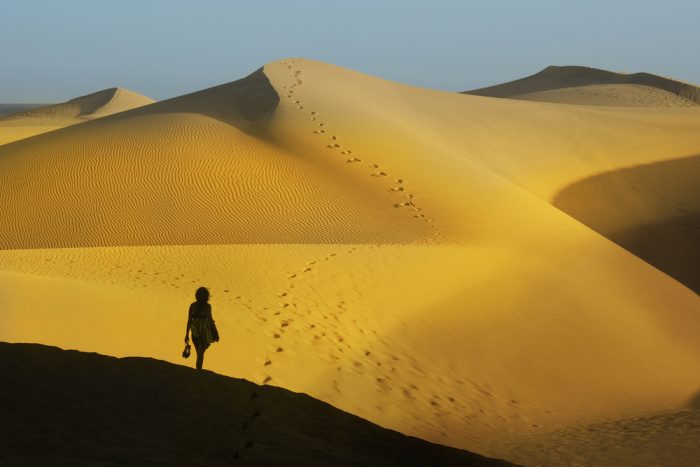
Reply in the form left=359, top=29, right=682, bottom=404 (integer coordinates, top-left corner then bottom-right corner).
left=195, top=344, right=206, bottom=370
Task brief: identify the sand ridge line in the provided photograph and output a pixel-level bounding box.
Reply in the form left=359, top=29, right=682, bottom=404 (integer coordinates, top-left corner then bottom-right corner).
left=278, top=59, right=442, bottom=243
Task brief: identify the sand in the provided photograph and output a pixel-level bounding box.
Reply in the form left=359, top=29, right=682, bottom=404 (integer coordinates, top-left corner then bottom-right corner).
left=2, top=58, right=700, bottom=465
left=0, top=87, right=153, bottom=145
left=0, top=342, right=511, bottom=466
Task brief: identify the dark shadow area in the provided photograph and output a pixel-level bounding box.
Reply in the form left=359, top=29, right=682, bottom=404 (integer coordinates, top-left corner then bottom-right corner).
left=553, top=154, right=700, bottom=294
left=687, top=389, right=700, bottom=409
left=464, top=65, right=700, bottom=103
left=125, top=67, right=280, bottom=129
left=0, top=342, right=514, bottom=466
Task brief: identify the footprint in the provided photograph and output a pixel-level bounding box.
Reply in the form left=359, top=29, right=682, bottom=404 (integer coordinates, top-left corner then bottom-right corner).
left=263, top=376, right=272, bottom=384
left=264, top=359, right=272, bottom=366
left=276, top=347, right=284, bottom=352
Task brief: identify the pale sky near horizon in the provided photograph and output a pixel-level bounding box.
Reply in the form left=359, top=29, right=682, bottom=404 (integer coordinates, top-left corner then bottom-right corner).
left=2, top=0, right=699, bottom=102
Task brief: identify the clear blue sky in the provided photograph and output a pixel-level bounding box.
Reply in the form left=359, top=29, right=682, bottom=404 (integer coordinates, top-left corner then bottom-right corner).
left=2, top=0, right=699, bottom=102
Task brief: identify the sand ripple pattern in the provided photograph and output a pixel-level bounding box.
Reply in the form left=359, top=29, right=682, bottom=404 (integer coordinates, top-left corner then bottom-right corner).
left=0, top=111, right=426, bottom=249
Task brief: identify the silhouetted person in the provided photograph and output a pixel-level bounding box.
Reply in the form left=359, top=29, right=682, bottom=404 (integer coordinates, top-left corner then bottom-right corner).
left=184, top=287, right=219, bottom=370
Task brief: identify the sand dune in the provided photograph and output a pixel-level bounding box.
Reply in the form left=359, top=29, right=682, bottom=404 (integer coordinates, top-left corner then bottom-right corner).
left=0, top=343, right=511, bottom=466
left=2, top=58, right=700, bottom=465
left=464, top=65, right=700, bottom=106
left=0, top=103, right=48, bottom=117
left=0, top=87, right=153, bottom=145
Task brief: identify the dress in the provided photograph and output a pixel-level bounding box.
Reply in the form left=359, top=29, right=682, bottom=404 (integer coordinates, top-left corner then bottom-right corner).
left=189, top=302, right=215, bottom=349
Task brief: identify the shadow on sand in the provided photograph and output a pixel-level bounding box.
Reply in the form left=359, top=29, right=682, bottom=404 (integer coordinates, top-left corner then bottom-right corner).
left=553, top=154, right=700, bottom=294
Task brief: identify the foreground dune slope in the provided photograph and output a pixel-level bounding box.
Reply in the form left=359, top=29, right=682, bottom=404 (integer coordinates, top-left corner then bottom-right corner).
left=2, top=59, right=700, bottom=464
left=464, top=65, right=700, bottom=106
left=0, top=343, right=511, bottom=466
left=0, top=87, right=154, bottom=145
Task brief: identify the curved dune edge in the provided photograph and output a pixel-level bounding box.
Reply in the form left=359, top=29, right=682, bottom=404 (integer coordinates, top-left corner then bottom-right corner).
left=464, top=65, right=700, bottom=106
left=553, top=153, right=700, bottom=294
left=0, top=342, right=511, bottom=466
left=1, top=58, right=700, bottom=465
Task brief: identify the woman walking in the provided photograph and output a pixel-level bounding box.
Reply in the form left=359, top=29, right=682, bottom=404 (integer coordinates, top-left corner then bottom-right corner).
left=184, top=287, right=219, bottom=370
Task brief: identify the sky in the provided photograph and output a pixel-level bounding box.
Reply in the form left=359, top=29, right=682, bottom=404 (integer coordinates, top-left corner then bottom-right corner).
left=2, top=0, right=699, bottom=102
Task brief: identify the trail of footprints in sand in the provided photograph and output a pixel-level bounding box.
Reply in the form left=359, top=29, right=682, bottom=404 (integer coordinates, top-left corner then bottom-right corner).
left=237, top=62, right=482, bottom=452
left=280, top=59, right=442, bottom=235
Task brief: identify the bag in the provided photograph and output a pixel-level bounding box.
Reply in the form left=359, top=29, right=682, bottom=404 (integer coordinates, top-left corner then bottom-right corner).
left=182, top=343, right=191, bottom=359
left=210, top=319, right=220, bottom=342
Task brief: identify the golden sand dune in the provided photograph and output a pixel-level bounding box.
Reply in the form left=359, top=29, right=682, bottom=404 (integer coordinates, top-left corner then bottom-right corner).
left=465, top=65, right=700, bottom=107
left=0, top=343, right=511, bottom=466
left=0, top=87, right=154, bottom=145
left=2, top=58, right=700, bottom=465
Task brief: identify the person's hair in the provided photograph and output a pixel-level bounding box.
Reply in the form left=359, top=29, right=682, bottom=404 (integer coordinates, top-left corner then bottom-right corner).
left=195, top=287, right=210, bottom=303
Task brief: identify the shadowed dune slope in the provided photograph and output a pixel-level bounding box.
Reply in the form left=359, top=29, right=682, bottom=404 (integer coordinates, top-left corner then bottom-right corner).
left=0, top=88, right=154, bottom=145
left=554, top=154, right=700, bottom=293
left=3, top=59, right=700, bottom=465
left=464, top=65, right=700, bottom=106
left=0, top=343, right=511, bottom=467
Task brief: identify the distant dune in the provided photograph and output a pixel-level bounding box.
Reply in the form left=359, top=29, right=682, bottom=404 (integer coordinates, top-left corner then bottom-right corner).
left=0, top=87, right=154, bottom=145
left=0, top=103, right=49, bottom=117
left=464, top=65, right=700, bottom=106
left=1, top=87, right=154, bottom=120
left=2, top=59, right=700, bottom=466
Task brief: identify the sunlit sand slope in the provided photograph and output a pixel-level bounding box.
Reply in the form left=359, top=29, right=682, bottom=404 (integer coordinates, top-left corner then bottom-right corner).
left=464, top=65, right=700, bottom=106
left=0, top=87, right=153, bottom=145
left=0, top=343, right=511, bottom=466
left=2, top=59, right=700, bottom=465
